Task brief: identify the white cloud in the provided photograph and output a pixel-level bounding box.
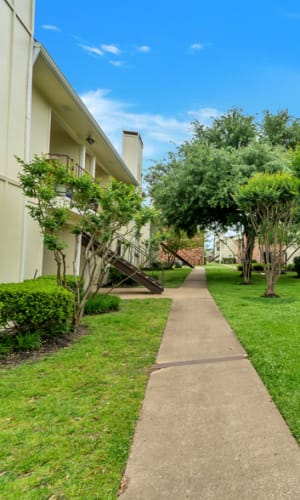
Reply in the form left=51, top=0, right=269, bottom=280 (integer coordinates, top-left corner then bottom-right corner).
left=137, top=45, right=151, bottom=53
left=42, top=24, right=61, bottom=32
left=101, top=44, right=121, bottom=55
left=78, top=44, right=104, bottom=57
left=109, top=60, right=124, bottom=67
left=189, top=42, right=212, bottom=54
left=80, top=89, right=221, bottom=164
left=190, top=43, right=205, bottom=52
left=188, top=107, right=221, bottom=124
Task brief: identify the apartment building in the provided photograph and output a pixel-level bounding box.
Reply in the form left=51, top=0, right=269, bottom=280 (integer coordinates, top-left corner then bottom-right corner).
left=0, top=0, right=144, bottom=284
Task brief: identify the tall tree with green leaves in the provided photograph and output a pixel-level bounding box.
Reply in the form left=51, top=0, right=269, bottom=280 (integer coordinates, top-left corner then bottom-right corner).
left=146, top=131, right=288, bottom=283
left=192, top=107, right=256, bottom=148
left=260, top=110, right=300, bottom=149
left=234, top=172, right=300, bottom=297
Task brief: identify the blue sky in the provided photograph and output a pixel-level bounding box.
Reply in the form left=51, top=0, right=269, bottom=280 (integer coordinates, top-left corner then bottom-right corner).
left=35, top=0, right=300, bottom=169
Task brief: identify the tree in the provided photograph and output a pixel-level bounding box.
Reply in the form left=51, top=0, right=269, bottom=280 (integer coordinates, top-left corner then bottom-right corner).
left=19, top=156, right=153, bottom=331
left=146, top=136, right=288, bottom=283
left=234, top=172, right=300, bottom=297
left=192, top=107, right=256, bottom=148
left=260, top=110, right=300, bottom=149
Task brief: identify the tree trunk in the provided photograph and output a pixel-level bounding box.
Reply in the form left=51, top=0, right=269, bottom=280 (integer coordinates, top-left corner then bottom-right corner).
left=263, top=257, right=281, bottom=298
left=242, top=230, right=255, bottom=284
left=264, top=273, right=275, bottom=296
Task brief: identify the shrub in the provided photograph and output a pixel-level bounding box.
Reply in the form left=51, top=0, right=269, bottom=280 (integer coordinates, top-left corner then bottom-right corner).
left=0, top=301, right=3, bottom=327
left=84, top=294, right=121, bottom=315
left=35, top=274, right=84, bottom=297
left=0, top=281, right=74, bottom=340
left=286, top=264, right=295, bottom=272
left=107, top=267, right=137, bottom=286
left=222, top=257, right=236, bottom=264
left=293, top=256, right=300, bottom=277
left=174, top=261, right=182, bottom=268
left=252, top=263, right=264, bottom=272
left=237, top=263, right=264, bottom=272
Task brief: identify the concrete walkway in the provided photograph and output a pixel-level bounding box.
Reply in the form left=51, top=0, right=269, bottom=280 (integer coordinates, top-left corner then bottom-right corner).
left=120, top=268, right=300, bottom=499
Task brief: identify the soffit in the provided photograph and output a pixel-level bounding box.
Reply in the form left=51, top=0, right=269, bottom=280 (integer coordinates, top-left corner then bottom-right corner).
left=32, top=44, right=138, bottom=185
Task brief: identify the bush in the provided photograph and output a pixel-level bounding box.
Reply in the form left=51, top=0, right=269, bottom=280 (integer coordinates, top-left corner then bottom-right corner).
left=174, top=261, right=182, bottom=268
left=252, top=263, right=264, bottom=272
left=35, top=274, right=84, bottom=297
left=0, top=301, right=3, bottom=327
left=84, top=294, right=121, bottom=315
left=286, top=264, right=295, bottom=272
left=107, top=267, right=137, bottom=286
left=0, top=281, right=74, bottom=345
left=222, top=257, right=236, bottom=264
left=237, top=263, right=264, bottom=272
left=293, top=256, right=300, bottom=277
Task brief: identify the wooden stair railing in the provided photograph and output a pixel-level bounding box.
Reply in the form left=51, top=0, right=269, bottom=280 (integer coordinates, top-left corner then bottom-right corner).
left=82, top=233, right=164, bottom=294
left=160, top=242, right=195, bottom=268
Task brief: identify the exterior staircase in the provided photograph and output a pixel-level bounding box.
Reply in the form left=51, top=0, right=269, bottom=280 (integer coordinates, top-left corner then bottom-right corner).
left=82, top=233, right=164, bottom=294
left=107, top=250, right=164, bottom=293
left=161, top=242, right=195, bottom=268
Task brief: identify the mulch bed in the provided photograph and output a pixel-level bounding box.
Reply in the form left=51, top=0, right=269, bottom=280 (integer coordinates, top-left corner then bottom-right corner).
left=0, top=326, right=89, bottom=369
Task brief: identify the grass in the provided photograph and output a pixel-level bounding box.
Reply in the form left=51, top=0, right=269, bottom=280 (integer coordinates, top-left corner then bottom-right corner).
left=205, top=264, right=300, bottom=443
left=146, top=267, right=192, bottom=287
left=0, top=298, right=171, bottom=499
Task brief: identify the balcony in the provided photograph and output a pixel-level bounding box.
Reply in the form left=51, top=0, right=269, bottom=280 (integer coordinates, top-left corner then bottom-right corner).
left=46, top=153, right=90, bottom=179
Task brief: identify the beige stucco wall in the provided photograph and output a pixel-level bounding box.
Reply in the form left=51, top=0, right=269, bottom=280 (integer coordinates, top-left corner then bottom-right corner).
left=50, top=126, right=81, bottom=163
left=42, top=228, right=77, bottom=276
left=95, top=164, right=110, bottom=184
left=30, top=87, right=51, bottom=157
left=0, top=0, right=34, bottom=282
left=122, top=132, right=143, bottom=186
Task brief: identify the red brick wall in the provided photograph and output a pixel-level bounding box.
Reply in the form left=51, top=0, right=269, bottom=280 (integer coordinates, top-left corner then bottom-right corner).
left=160, top=246, right=204, bottom=266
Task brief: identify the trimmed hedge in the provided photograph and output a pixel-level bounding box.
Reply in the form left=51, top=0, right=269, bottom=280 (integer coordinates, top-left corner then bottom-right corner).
left=84, top=294, right=121, bottom=315
left=222, top=257, right=236, bottom=264
left=34, top=274, right=84, bottom=297
left=253, top=263, right=264, bottom=272
left=0, top=281, right=74, bottom=338
left=237, top=263, right=264, bottom=272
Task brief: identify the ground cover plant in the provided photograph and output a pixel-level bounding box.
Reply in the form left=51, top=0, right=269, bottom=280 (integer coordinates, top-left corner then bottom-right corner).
left=205, top=264, right=300, bottom=443
left=84, top=293, right=121, bottom=315
left=146, top=267, right=192, bottom=288
left=0, top=298, right=171, bottom=499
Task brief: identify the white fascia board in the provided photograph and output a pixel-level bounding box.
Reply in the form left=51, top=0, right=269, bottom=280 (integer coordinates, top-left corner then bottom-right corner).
left=33, top=42, right=138, bottom=186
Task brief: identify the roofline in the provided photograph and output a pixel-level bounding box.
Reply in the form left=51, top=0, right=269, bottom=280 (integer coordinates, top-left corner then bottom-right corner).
left=33, top=42, right=138, bottom=186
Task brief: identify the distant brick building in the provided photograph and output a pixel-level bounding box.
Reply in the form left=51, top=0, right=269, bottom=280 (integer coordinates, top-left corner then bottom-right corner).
left=160, top=232, right=205, bottom=266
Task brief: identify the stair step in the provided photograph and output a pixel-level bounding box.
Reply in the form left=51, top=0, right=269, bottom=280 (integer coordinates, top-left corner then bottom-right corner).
left=82, top=232, right=164, bottom=293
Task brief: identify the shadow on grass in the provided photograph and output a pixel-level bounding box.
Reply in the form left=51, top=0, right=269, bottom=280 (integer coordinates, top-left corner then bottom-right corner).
left=239, top=296, right=299, bottom=305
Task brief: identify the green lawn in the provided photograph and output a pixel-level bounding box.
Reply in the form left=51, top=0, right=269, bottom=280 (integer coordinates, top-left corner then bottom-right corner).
left=205, top=264, right=300, bottom=443
left=0, top=299, right=171, bottom=499
left=146, top=267, right=192, bottom=287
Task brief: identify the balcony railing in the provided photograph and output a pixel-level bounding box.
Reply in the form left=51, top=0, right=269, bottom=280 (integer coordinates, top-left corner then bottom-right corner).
left=46, top=153, right=90, bottom=179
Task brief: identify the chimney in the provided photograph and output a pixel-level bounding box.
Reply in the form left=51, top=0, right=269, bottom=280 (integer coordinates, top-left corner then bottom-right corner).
left=122, top=131, right=143, bottom=186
